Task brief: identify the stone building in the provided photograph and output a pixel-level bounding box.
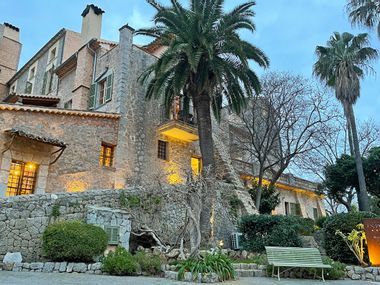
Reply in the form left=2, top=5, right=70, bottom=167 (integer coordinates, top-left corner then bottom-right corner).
left=0, top=4, right=325, bottom=220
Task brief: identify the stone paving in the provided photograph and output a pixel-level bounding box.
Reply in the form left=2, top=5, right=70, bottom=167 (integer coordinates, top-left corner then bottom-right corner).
left=0, top=272, right=376, bottom=285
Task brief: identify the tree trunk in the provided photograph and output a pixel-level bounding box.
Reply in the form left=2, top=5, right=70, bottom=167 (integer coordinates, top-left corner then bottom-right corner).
left=255, top=167, right=264, bottom=210
left=193, top=94, right=215, bottom=176
left=344, top=105, right=354, bottom=155
left=347, top=104, right=370, bottom=211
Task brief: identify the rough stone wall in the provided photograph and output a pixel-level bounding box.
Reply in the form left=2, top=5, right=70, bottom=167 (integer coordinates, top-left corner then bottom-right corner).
left=57, top=69, right=75, bottom=107
left=0, top=183, right=240, bottom=262
left=0, top=108, right=119, bottom=196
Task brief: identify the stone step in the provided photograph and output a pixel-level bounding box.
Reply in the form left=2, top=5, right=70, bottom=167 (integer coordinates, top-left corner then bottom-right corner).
left=235, top=269, right=266, bottom=278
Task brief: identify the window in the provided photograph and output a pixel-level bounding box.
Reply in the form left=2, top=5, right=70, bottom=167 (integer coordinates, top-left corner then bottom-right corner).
left=49, top=47, right=56, bottom=63
left=24, top=81, right=33, bottom=94
left=28, top=67, right=35, bottom=80
left=104, top=226, right=119, bottom=245
left=285, top=202, right=302, bottom=216
left=99, top=143, right=115, bottom=167
left=10, top=83, right=16, bottom=94
left=64, top=99, right=72, bottom=109
left=313, top=208, right=319, bottom=220
left=98, top=79, right=106, bottom=105
left=42, top=66, right=54, bottom=95
left=6, top=161, right=38, bottom=197
left=191, top=156, right=202, bottom=176
left=158, top=140, right=168, bottom=160
left=88, top=71, right=113, bottom=110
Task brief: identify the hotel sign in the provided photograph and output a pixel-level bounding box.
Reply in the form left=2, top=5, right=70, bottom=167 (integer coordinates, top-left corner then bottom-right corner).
left=363, top=219, right=380, bottom=266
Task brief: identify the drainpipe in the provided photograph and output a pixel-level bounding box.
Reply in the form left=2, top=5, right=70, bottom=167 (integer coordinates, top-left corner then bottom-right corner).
left=86, top=40, right=97, bottom=82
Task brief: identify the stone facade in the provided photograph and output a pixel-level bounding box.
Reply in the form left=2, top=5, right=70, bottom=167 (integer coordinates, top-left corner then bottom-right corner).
left=0, top=4, right=323, bottom=220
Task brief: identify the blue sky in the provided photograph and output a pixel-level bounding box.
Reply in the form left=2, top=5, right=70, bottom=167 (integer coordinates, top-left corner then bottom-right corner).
left=1, top=0, right=379, bottom=123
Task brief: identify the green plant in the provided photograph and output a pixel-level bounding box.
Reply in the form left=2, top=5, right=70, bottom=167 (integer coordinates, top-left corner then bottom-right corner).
left=42, top=221, right=107, bottom=262
left=134, top=251, right=162, bottom=275
left=315, top=216, right=328, bottom=229
left=119, top=191, right=127, bottom=208
left=102, top=247, right=139, bottom=276
left=126, top=195, right=141, bottom=208
left=248, top=184, right=280, bottom=214
left=238, top=215, right=314, bottom=253
left=323, top=211, right=377, bottom=264
left=176, top=253, right=235, bottom=281
left=232, top=254, right=268, bottom=265
left=50, top=204, right=60, bottom=218
left=336, top=223, right=367, bottom=266
left=229, top=194, right=243, bottom=217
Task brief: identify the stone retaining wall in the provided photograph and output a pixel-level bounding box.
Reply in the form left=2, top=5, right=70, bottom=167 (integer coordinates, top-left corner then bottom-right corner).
left=0, top=184, right=242, bottom=262
left=1, top=261, right=102, bottom=274
left=345, top=266, right=380, bottom=282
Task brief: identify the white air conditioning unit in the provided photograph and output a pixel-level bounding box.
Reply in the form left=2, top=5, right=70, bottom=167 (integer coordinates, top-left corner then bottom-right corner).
left=231, top=232, right=243, bottom=250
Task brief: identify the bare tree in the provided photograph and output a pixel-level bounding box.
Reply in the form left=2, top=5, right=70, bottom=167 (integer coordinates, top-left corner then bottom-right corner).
left=231, top=72, right=337, bottom=209
left=294, top=115, right=380, bottom=213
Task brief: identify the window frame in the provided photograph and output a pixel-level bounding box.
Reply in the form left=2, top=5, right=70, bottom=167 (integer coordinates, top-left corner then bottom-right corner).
left=64, top=99, right=73, bottom=109
left=99, top=142, right=115, bottom=168
left=104, top=226, right=120, bottom=245
left=158, top=140, right=168, bottom=160
left=6, top=160, right=38, bottom=197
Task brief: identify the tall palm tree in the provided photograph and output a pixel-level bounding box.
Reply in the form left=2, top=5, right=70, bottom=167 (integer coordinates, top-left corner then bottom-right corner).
left=137, top=0, right=269, bottom=176
left=313, top=32, right=378, bottom=211
left=347, top=0, right=380, bottom=38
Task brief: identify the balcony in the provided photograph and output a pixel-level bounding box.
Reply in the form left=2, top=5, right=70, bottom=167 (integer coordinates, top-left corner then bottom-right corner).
left=158, top=101, right=199, bottom=142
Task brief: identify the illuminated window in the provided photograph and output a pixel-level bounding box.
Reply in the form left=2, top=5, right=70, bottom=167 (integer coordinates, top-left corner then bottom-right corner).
left=191, top=156, right=202, bottom=176
left=6, top=161, right=38, bottom=197
left=99, top=143, right=115, bottom=167
left=158, top=140, right=168, bottom=160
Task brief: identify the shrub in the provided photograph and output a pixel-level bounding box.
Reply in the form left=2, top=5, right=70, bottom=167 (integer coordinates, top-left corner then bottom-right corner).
left=102, top=247, right=139, bottom=275
left=176, top=253, right=235, bottom=281
left=315, top=216, right=328, bottom=229
left=134, top=251, right=162, bottom=275
left=42, top=221, right=107, bottom=262
left=323, top=211, right=377, bottom=264
left=238, top=215, right=314, bottom=253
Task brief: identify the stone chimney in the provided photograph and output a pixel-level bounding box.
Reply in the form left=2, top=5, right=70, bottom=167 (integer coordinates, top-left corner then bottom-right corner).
left=80, top=4, right=104, bottom=45
left=0, top=22, right=21, bottom=100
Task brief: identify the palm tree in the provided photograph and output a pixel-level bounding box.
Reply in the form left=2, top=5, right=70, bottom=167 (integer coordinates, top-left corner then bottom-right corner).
left=313, top=32, right=378, bottom=211
left=137, top=0, right=269, bottom=176
left=347, top=0, right=380, bottom=38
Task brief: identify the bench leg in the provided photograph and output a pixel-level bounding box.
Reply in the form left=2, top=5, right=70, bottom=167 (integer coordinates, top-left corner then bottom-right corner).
left=278, top=266, right=280, bottom=281
left=322, top=268, right=325, bottom=282
left=272, top=265, right=274, bottom=278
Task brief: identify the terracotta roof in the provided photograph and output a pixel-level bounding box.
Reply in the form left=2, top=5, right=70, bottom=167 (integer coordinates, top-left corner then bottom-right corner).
left=0, top=103, right=120, bottom=119
left=5, top=127, right=66, bottom=147
left=142, top=38, right=163, bottom=54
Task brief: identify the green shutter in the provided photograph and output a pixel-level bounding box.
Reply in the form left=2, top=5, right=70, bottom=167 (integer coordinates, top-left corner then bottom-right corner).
left=105, top=226, right=119, bottom=245
left=41, top=71, right=48, bottom=95
left=88, top=83, right=96, bottom=110
left=105, top=73, right=113, bottom=102
left=47, top=67, right=54, bottom=94
left=25, top=82, right=32, bottom=94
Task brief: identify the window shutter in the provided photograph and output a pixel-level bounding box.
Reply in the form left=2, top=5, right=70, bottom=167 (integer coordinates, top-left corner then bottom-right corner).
left=25, top=82, right=32, bottom=94
left=41, top=71, right=48, bottom=95
left=105, top=73, right=113, bottom=102
left=88, top=83, right=96, bottom=110
left=47, top=66, right=54, bottom=94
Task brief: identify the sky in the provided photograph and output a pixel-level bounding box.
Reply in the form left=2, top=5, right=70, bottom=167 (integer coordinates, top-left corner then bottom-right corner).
left=1, top=0, right=379, bottom=124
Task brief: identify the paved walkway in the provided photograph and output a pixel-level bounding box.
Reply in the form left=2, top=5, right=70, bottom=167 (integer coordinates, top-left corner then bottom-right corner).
left=0, top=271, right=375, bottom=285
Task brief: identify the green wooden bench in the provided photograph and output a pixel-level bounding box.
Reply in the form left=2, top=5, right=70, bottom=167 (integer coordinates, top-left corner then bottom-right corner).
left=265, top=246, right=332, bottom=281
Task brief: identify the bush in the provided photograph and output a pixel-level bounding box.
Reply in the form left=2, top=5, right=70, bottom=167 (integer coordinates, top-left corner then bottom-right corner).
left=42, top=221, right=107, bottom=262
left=315, top=216, right=328, bottom=229
left=177, top=253, right=235, bottom=281
left=134, top=251, right=162, bottom=275
left=323, top=211, right=377, bottom=264
left=102, top=247, right=139, bottom=276
left=238, top=215, right=315, bottom=253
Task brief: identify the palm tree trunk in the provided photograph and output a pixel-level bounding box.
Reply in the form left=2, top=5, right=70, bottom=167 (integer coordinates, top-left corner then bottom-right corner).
left=347, top=104, right=370, bottom=211
left=193, top=94, right=215, bottom=176
left=344, top=105, right=354, bottom=155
